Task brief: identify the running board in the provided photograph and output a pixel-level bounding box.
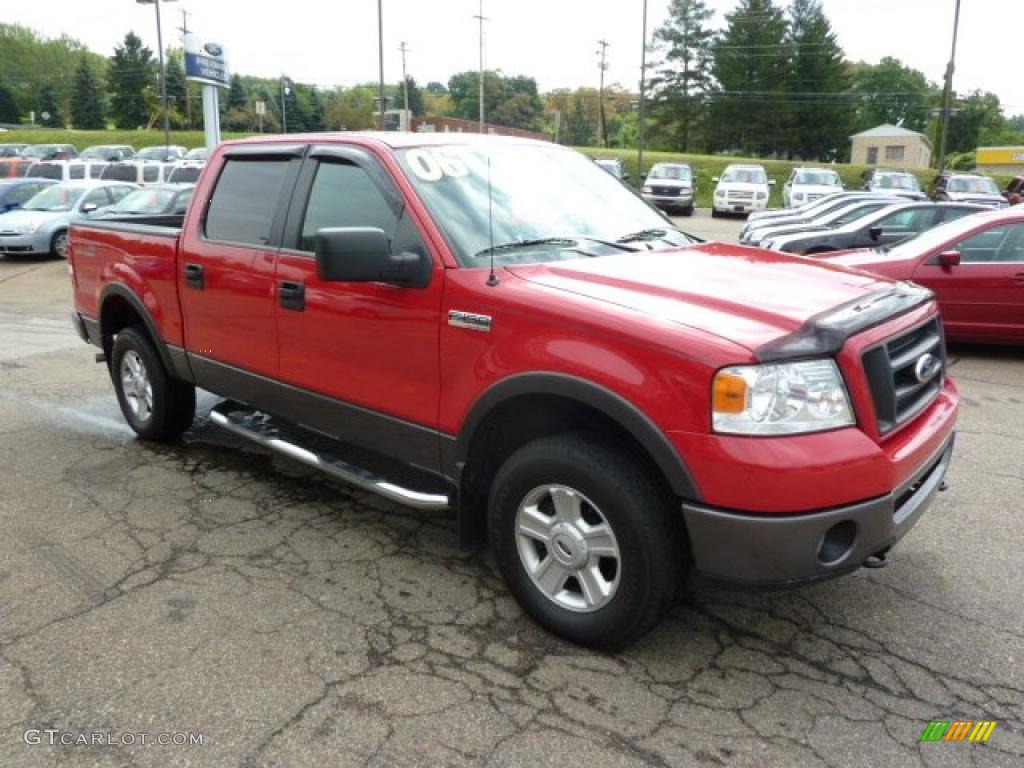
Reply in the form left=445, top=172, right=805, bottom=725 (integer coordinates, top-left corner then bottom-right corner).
left=209, top=403, right=450, bottom=511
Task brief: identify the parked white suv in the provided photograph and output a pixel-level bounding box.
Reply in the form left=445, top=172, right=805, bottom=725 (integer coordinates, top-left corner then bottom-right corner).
left=712, top=164, right=773, bottom=216
left=783, top=167, right=842, bottom=208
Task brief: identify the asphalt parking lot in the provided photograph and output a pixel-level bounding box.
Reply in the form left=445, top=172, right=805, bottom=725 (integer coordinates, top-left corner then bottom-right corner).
left=0, top=241, right=1022, bottom=767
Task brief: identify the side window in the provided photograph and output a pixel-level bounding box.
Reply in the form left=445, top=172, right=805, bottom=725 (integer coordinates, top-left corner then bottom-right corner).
left=954, top=224, right=1024, bottom=263
left=109, top=186, right=134, bottom=202
left=69, top=165, right=85, bottom=180
left=866, top=147, right=879, bottom=165
left=205, top=159, right=290, bottom=246
left=82, top=188, right=110, bottom=209
left=298, top=162, right=398, bottom=252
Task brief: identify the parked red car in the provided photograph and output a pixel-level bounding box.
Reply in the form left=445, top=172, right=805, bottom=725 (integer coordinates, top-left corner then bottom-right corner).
left=68, top=133, right=958, bottom=648
left=822, top=208, right=1024, bottom=344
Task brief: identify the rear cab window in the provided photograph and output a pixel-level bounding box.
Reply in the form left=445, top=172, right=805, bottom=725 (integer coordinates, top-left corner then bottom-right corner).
left=204, top=159, right=291, bottom=246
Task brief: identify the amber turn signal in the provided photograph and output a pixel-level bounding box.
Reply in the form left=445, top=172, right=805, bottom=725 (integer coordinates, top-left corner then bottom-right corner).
left=713, top=372, right=748, bottom=414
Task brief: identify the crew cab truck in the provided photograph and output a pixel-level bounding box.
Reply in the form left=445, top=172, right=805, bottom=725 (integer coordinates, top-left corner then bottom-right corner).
left=69, top=134, right=959, bottom=650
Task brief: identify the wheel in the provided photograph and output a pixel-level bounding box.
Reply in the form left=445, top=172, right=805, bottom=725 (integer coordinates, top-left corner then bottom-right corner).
left=488, top=433, right=684, bottom=650
left=710, top=208, right=720, bottom=218
left=50, top=229, right=69, bottom=259
left=110, top=326, right=196, bottom=441
left=682, top=205, right=694, bottom=217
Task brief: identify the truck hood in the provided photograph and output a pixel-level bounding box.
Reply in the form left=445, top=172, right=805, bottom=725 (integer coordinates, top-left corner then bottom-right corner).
left=716, top=181, right=767, bottom=194
left=505, top=243, right=892, bottom=352
left=791, top=185, right=842, bottom=197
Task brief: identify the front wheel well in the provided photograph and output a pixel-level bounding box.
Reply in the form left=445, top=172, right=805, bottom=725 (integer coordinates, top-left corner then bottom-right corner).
left=458, top=394, right=681, bottom=548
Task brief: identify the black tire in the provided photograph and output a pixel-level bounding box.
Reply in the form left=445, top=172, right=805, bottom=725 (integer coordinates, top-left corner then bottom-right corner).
left=110, top=326, right=195, bottom=441
left=50, top=229, right=69, bottom=259
left=681, top=205, right=694, bottom=217
left=710, top=208, right=720, bottom=218
left=488, top=433, right=684, bottom=650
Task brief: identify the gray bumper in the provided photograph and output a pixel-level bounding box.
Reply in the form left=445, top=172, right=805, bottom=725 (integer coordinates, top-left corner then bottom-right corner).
left=0, top=233, right=49, bottom=255
left=682, top=434, right=954, bottom=587
left=643, top=193, right=693, bottom=208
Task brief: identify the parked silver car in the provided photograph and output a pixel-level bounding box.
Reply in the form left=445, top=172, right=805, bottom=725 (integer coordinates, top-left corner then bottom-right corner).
left=0, top=181, right=136, bottom=258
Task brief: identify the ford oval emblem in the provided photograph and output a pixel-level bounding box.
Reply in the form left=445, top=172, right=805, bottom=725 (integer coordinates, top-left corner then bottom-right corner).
left=203, top=43, right=223, bottom=57
left=914, top=353, right=940, bottom=384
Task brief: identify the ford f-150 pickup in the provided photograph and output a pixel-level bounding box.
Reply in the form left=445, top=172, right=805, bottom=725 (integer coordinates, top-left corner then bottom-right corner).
left=68, top=133, right=958, bottom=649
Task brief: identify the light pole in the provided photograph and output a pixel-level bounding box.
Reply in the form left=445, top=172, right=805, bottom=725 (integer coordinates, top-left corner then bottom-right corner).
left=638, top=0, right=648, bottom=176
left=474, top=0, right=488, bottom=132
left=937, top=0, right=962, bottom=173
left=399, top=41, right=410, bottom=129
left=137, top=0, right=175, bottom=151
left=378, top=0, right=386, bottom=130
left=597, top=39, right=610, bottom=148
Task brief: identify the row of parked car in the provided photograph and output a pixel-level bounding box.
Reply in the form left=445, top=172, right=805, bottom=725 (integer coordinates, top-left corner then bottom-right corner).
left=0, top=143, right=207, bottom=187
left=0, top=177, right=195, bottom=258
left=590, top=155, right=1020, bottom=219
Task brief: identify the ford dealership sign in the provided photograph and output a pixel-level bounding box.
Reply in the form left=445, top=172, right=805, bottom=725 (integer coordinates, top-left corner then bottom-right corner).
left=184, top=34, right=229, bottom=88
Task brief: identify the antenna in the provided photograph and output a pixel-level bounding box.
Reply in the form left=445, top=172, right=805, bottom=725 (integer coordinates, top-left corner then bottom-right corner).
left=486, top=152, right=499, bottom=287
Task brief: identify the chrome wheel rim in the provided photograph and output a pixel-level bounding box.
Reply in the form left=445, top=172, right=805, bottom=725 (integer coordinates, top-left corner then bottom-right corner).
left=54, top=232, right=69, bottom=258
left=515, top=484, right=621, bottom=613
left=120, top=350, right=153, bottom=422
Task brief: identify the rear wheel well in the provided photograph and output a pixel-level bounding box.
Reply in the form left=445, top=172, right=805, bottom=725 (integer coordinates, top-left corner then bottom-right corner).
left=458, top=394, right=680, bottom=547
left=99, top=294, right=148, bottom=363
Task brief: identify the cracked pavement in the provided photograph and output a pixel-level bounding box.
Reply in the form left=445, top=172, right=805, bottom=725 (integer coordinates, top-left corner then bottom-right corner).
left=0, top=253, right=1022, bottom=768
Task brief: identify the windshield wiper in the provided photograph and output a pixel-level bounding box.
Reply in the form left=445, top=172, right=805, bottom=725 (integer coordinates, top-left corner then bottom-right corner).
left=473, top=236, right=638, bottom=260
left=617, top=228, right=668, bottom=243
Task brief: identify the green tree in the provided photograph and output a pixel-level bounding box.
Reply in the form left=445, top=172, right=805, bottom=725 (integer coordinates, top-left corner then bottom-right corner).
left=325, top=86, right=376, bottom=130
left=109, top=32, right=154, bottom=128
left=165, top=52, right=187, bottom=122
left=398, top=76, right=424, bottom=116
left=38, top=84, right=63, bottom=127
left=945, top=90, right=1007, bottom=155
left=788, top=0, right=852, bottom=160
left=70, top=58, right=106, bottom=129
left=650, top=0, right=714, bottom=152
left=709, top=0, right=792, bottom=156
left=850, top=57, right=934, bottom=133
left=447, top=71, right=543, bottom=130
left=227, top=74, right=247, bottom=110
left=0, top=83, right=19, bottom=123
left=565, top=95, right=596, bottom=146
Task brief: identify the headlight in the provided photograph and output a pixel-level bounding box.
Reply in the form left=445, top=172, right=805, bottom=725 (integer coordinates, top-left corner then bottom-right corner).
left=757, top=192, right=768, bottom=200
left=712, top=360, right=854, bottom=435
left=714, top=188, right=725, bottom=197
left=642, top=186, right=653, bottom=194
left=792, top=192, right=804, bottom=202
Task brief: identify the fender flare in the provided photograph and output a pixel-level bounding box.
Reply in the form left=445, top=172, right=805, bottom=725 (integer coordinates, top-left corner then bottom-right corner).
left=97, top=283, right=192, bottom=381
left=451, top=372, right=700, bottom=500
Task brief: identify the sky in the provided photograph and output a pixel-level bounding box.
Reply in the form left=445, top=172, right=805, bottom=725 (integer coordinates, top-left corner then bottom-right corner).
left=8, top=0, right=1024, bottom=115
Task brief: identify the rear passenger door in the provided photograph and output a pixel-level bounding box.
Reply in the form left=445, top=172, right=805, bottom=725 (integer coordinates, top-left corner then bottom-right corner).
left=273, top=144, right=445, bottom=470
left=179, top=146, right=303, bottom=382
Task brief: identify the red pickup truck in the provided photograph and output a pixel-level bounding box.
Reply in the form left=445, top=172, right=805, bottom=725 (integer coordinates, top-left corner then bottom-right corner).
left=69, top=134, right=958, bottom=649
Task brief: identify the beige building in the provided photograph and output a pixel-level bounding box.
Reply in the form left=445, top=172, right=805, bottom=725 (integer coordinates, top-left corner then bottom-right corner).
left=850, top=124, right=932, bottom=169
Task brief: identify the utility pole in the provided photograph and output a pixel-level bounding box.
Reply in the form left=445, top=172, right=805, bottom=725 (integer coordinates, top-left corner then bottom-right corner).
left=597, top=39, right=610, bottom=148
left=399, top=41, right=410, bottom=129
left=474, top=0, right=487, bottom=133
left=377, top=0, right=386, bottom=130
left=280, top=76, right=287, bottom=133
left=937, top=0, right=962, bottom=174
left=176, top=6, right=192, bottom=129
left=638, top=0, right=648, bottom=177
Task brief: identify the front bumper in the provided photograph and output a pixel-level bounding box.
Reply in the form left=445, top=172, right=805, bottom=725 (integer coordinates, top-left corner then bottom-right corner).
left=0, top=232, right=49, bottom=255
left=682, top=433, right=954, bottom=587
left=642, top=192, right=693, bottom=209
left=713, top=198, right=768, bottom=213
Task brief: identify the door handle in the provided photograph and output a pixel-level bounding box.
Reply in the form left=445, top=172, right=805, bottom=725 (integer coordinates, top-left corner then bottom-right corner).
left=278, top=281, right=305, bottom=311
left=1014, top=273, right=1024, bottom=283
left=184, top=263, right=204, bottom=289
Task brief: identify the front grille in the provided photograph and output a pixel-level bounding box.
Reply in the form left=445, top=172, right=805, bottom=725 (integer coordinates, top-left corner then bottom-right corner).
left=651, top=186, right=681, bottom=197
left=862, top=317, right=945, bottom=434
left=728, top=191, right=754, bottom=200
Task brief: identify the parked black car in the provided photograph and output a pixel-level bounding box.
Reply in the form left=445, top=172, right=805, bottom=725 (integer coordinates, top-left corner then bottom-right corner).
left=930, top=172, right=1008, bottom=208
left=763, top=202, right=985, bottom=254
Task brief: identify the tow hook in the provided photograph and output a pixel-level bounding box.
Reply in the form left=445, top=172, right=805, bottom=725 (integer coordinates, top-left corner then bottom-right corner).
left=863, top=550, right=889, bottom=569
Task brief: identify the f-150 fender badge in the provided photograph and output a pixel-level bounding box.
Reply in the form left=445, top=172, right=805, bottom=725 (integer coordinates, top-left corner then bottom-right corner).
left=448, top=310, right=492, bottom=332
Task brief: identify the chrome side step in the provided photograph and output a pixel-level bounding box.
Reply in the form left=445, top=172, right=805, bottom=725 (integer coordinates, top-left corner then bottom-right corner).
left=209, top=403, right=450, bottom=511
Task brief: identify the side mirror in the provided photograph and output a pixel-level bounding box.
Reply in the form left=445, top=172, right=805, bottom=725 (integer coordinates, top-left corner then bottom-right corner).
left=81, top=203, right=98, bottom=213
left=768, top=179, right=776, bottom=186
left=938, top=249, right=961, bottom=267
left=316, top=227, right=429, bottom=288
left=640, top=173, right=647, bottom=180
left=712, top=176, right=720, bottom=183
left=622, top=173, right=630, bottom=181
left=868, top=226, right=883, bottom=240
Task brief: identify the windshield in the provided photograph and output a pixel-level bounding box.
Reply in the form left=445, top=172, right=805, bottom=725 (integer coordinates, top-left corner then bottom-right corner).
left=23, top=185, right=86, bottom=212
left=0, top=146, right=25, bottom=158
left=824, top=201, right=883, bottom=226
left=136, top=147, right=173, bottom=161
left=168, top=166, right=202, bottom=183
left=184, top=148, right=207, bottom=161
left=649, top=165, right=691, bottom=181
left=948, top=177, right=999, bottom=194
left=109, top=188, right=177, bottom=214
left=396, top=144, right=692, bottom=267
left=873, top=173, right=921, bottom=192
left=794, top=170, right=840, bottom=186
left=721, top=167, right=766, bottom=185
